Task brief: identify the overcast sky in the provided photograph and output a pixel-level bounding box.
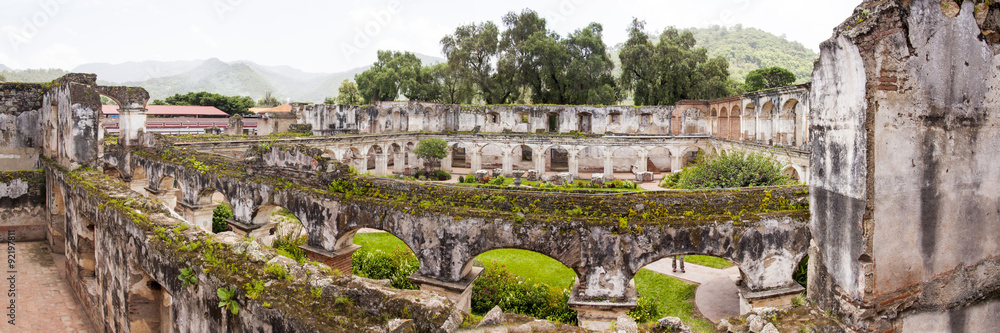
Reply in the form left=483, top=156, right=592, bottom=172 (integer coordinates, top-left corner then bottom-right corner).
left=0, top=0, right=860, bottom=73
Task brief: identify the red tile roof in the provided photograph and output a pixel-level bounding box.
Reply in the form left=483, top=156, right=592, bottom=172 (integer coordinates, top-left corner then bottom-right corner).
left=249, top=104, right=293, bottom=114
left=102, top=105, right=229, bottom=117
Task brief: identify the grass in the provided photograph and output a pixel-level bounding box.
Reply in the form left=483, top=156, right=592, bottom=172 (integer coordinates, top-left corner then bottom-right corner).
left=352, top=232, right=715, bottom=331
left=684, top=255, right=735, bottom=269
left=634, top=269, right=716, bottom=332
left=476, top=249, right=576, bottom=289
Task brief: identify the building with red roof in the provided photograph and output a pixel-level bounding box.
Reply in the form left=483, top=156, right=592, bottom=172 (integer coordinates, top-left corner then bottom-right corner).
left=102, top=105, right=229, bottom=118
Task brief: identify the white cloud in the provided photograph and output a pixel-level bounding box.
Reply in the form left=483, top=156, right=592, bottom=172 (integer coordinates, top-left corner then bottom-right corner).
left=31, top=43, right=88, bottom=69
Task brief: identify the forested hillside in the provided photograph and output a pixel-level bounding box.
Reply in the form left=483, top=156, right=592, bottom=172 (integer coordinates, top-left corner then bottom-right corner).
left=689, top=25, right=817, bottom=83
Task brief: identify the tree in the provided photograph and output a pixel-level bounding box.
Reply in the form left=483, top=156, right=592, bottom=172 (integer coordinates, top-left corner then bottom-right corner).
left=619, top=20, right=736, bottom=106
left=257, top=91, right=279, bottom=107
left=441, top=22, right=507, bottom=104
left=335, top=79, right=363, bottom=105
left=162, top=91, right=255, bottom=115
left=744, top=67, right=796, bottom=91
left=427, top=63, right=473, bottom=104
left=355, top=50, right=423, bottom=104
left=414, top=138, right=448, bottom=172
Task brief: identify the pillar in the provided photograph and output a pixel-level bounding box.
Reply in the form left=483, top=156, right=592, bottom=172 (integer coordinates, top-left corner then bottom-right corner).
left=567, top=149, right=579, bottom=178
left=603, top=155, right=613, bottom=179
left=501, top=151, right=513, bottom=176
left=393, top=152, right=405, bottom=174
left=300, top=244, right=361, bottom=275
left=374, top=153, right=388, bottom=176
left=636, top=152, right=649, bottom=173
left=568, top=279, right=637, bottom=330
left=670, top=155, right=685, bottom=173
left=442, top=150, right=453, bottom=172
left=408, top=267, right=484, bottom=314
left=469, top=150, right=482, bottom=172
left=407, top=150, right=419, bottom=167
left=145, top=186, right=177, bottom=210
left=118, top=107, right=147, bottom=147
left=175, top=200, right=220, bottom=233
left=534, top=150, right=546, bottom=175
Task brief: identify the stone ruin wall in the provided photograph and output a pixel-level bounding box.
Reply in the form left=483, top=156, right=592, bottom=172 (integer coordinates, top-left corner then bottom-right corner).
left=810, top=0, right=1000, bottom=331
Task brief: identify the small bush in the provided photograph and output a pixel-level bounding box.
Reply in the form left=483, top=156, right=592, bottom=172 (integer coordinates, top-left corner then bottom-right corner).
left=487, top=175, right=508, bottom=186
left=272, top=234, right=307, bottom=263
left=471, top=262, right=577, bottom=324
left=352, top=246, right=419, bottom=290
left=212, top=202, right=233, bottom=233
left=675, top=150, right=791, bottom=189
left=265, top=263, right=291, bottom=281
left=628, top=296, right=661, bottom=323
left=463, top=174, right=476, bottom=183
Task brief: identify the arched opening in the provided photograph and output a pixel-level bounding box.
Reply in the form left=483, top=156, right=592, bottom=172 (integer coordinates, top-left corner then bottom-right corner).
left=404, top=142, right=416, bottom=172
left=128, top=259, right=175, bottom=333
left=648, top=147, right=672, bottom=174
left=682, top=148, right=706, bottom=167
left=388, top=143, right=402, bottom=172
left=194, top=188, right=231, bottom=234
left=365, top=145, right=383, bottom=172
left=50, top=182, right=66, bottom=216
left=250, top=205, right=308, bottom=256
left=104, top=162, right=126, bottom=182
left=345, top=229, right=420, bottom=290
left=466, top=248, right=579, bottom=323
left=487, top=111, right=500, bottom=124
left=612, top=147, right=639, bottom=175
left=480, top=144, right=505, bottom=171
left=631, top=253, right=741, bottom=326
left=719, top=107, right=729, bottom=140
left=783, top=166, right=802, bottom=183
left=760, top=102, right=775, bottom=145
left=451, top=143, right=471, bottom=170
left=76, top=215, right=97, bottom=279
left=742, top=103, right=755, bottom=141
left=729, top=105, right=741, bottom=140
left=543, top=145, right=570, bottom=173
left=343, top=147, right=363, bottom=173
left=779, top=99, right=799, bottom=146
left=156, top=176, right=181, bottom=211
left=576, top=146, right=603, bottom=174
left=513, top=145, right=533, bottom=171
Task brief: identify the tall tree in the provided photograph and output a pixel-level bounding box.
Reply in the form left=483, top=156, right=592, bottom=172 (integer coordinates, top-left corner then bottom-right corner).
left=744, top=66, right=796, bottom=91
left=619, top=20, right=735, bottom=106
left=354, top=50, right=423, bottom=103
left=335, top=79, right=363, bottom=105
left=257, top=91, right=279, bottom=107
left=561, top=23, right=618, bottom=105
left=441, top=22, right=505, bottom=104
left=427, top=63, right=473, bottom=104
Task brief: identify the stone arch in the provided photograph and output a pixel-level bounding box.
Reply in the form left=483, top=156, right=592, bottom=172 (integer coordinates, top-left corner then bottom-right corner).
left=542, top=144, right=570, bottom=173
left=679, top=146, right=706, bottom=167
left=779, top=99, right=799, bottom=146
left=718, top=107, right=729, bottom=139
left=729, top=104, right=742, bottom=140
left=576, top=146, right=603, bottom=173
left=760, top=102, right=776, bottom=144
left=784, top=165, right=803, bottom=183
left=127, top=259, right=175, bottom=333
left=130, top=165, right=149, bottom=194
left=388, top=143, right=403, bottom=170
left=451, top=142, right=473, bottom=169
left=365, top=145, right=384, bottom=171
left=512, top=144, right=534, bottom=170
left=461, top=248, right=581, bottom=292
left=742, top=103, right=756, bottom=141
left=104, top=162, right=126, bottom=182
left=249, top=204, right=304, bottom=237
left=480, top=143, right=506, bottom=170
left=333, top=228, right=422, bottom=282
left=612, top=147, right=640, bottom=174
left=647, top=147, right=672, bottom=173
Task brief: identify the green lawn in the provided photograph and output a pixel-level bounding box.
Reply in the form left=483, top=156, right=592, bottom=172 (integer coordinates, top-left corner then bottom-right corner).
left=633, top=269, right=716, bottom=332
left=475, top=249, right=577, bottom=289
left=353, top=232, right=714, bottom=331
left=684, top=255, right=735, bottom=269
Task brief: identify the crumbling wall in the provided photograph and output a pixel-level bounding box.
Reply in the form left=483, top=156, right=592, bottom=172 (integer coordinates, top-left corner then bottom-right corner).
left=809, top=0, right=1000, bottom=331
left=39, top=74, right=103, bottom=170
left=0, top=83, right=44, bottom=170
left=0, top=170, right=45, bottom=241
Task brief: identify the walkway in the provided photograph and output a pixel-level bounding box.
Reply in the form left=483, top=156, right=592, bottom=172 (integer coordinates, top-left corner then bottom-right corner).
left=2, top=242, right=94, bottom=333
left=644, top=259, right=741, bottom=323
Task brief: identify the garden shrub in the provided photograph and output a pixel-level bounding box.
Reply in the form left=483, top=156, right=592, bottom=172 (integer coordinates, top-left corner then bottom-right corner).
left=463, top=174, right=476, bottom=183
left=627, top=296, right=661, bottom=323
left=211, top=202, right=233, bottom=233
left=471, top=262, right=577, bottom=324
left=272, top=234, right=307, bottom=263
left=672, top=150, right=791, bottom=189
left=352, top=246, right=419, bottom=290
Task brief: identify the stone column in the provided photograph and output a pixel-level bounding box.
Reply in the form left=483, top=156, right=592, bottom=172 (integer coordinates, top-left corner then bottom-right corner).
left=501, top=151, right=513, bottom=176
left=408, top=267, right=484, bottom=314
left=393, top=152, right=405, bottom=174
left=469, top=150, right=482, bottom=172
left=568, top=149, right=579, bottom=178
left=175, top=200, right=220, bottom=233
left=533, top=149, right=546, bottom=174
left=636, top=152, right=649, bottom=173
left=145, top=186, right=178, bottom=211
left=671, top=155, right=685, bottom=173
left=737, top=284, right=805, bottom=315
left=118, top=107, right=147, bottom=147
left=300, top=244, right=361, bottom=275
left=568, top=279, right=637, bottom=330
left=442, top=150, right=453, bottom=172
left=603, top=155, right=614, bottom=178
left=374, top=153, right=388, bottom=176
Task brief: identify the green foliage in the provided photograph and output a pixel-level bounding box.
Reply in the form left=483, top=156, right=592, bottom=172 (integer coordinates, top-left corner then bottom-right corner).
left=745, top=66, right=797, bottom=91
left=487, top=175, right=508, bottom=186
left=793, top=256, right=808, bottom=288
left=245, top=279, right=265, bottom=300
left=162, top=91, right=256, bottom=116
left=633, top=269, right=715, bottom=332
left=414, top=169, right=451, bottom=181
left=619, top=20, right=738, bottom=106
left=265, top=263, right=292, bottom=281
left=335, top=79, right=364, bottom=105
left=792, top=293, right=807, bottom=308
left=211, top=202, right=233, bottom=233
left=414, top=138, right=449, bottom=171
left=670, top=150, right=791, bottom=189
left=311, top=286, right=323, bottom=298
left=272, top=234, right=307, bottom=263
left=471, top=262, right=577, bottom=324
left=690, top=25, right=817, bottom=83
left=352, top=245, right=419, bottom=290
left=355, top=50, right=425, bottom=103
left=463, top=174, right=477, bottom=183
left=179, top=267, right=198, bottom=288
left=217, top=287, right=240, bottom=315
left=684, top=255, right=734, bottom=269
left=256, top=91, right=279, bottom=107
left=628, top=296, right=661, bottom=323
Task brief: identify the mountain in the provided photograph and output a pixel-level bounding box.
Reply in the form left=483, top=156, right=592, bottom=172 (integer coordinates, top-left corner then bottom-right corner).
left=689, top=25, right=818, bottom=83
left=0, top=64, right=9, bottom=72
left=73, top=60, right=204, bottom=83
left=0, top=68, right=71, bottom=82
left=123, top=59, right=278, bottom=101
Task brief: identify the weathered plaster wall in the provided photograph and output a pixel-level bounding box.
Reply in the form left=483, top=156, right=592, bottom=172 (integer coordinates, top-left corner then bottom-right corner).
left=0, top=170, right=45, bottom=241
left=809, top=1, right=1000, bottom=331
left=0, top=83, right=44, bottom=170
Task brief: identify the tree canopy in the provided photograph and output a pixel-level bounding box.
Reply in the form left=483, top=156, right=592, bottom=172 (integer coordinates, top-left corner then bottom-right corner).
left=414, top=138, right=449, bottom=171
left=744, top=67, right=797, bottom=92
left=619, top=19, right=738, bottom=106
left=335, top=79, right=363, bottom=105
left=160, top=91, right=255, bottom=116
left=257, top=91, right=279, bottom=107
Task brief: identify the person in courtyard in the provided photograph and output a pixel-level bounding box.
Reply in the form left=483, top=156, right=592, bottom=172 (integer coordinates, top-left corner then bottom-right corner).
left=673, top=254, right=685, bottom=273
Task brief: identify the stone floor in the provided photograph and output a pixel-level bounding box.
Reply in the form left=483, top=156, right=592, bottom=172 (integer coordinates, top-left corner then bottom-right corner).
left=1, top=242, right=94, bottom=333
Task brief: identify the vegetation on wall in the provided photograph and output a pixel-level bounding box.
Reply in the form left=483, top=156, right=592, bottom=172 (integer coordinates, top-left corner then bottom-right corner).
left=660, top=150, right=792, bottom=189
left=212, top=202, right=233, bottom=233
